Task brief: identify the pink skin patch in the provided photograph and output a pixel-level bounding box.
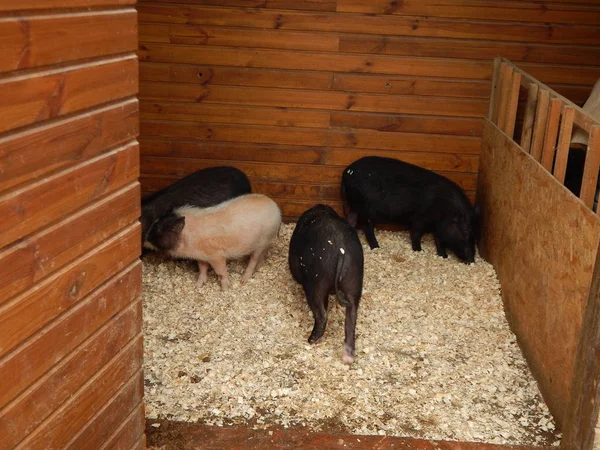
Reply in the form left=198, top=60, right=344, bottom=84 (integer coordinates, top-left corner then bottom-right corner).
left=342, top=350, right=354, bottom=365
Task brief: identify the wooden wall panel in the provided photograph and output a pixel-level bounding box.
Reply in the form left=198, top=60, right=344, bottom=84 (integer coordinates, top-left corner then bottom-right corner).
left=0, top=2, right=142, bottom=448
left=138, top=0, right=600, bottom=219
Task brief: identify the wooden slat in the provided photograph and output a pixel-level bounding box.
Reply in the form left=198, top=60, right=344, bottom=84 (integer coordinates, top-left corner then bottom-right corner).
left=139, top=23, right=339, bottom=52
left=0, top=142, right=139, bottom=249
left=337, top=34, right=600, bottom=67
left=335, top=0, right=600, bottom=25
left=0, top=225, right=140, bottom=358
left=0, top=0, right=135, bottom=10
left=561, top=238, right=600, bottom=450
left=139, top=121, right=482, bottom=154
left=530, top=89, right=551, bottom=161
left=140, top=102, right=330, bottom=128
left=553, top=106, right=576, bottom=184
left=65, top=371, right=144, bottom=450
left=139, top=82, right=487, bottom=117
left=140, top=158, right=478, bottom=190
left=0, top=99, right=139, bottom=194
left=0, top=261, right=142, bottom=409
left=0, top=10, right=137, bottom=73
left=329, top=112, right=482, bottom=136
left=140, top=139, right=325, bottom=164
left=580, top=126, right=600, bottom=209
left=0, top=287, right=141, bottom=449
left=496, top=63, right=513, bottom=130
left=100, top=402, right=145, bottom=450
left=137, top=5, right=600, bottom=45
left=137, top=0, right=337, bottom=11
left=520, top=83, right=539, bottom=152
left=19, top=337, right=143, bottom=450
left=519, top=63, right=600, bottom=87
left=0, top=183, right=139, bottom=303
left=0, top=56, right=138, bottom=134
left=541, top=98, right=563, bottom=172
left=139, top=62, right=334, bottom=90
left=138, top=44, right=492, bottom=80
left=505, top=71, right=522, bottom=138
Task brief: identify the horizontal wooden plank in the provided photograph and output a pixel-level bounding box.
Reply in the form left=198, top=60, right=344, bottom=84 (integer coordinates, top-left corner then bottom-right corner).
left=140, top=158, right=478, bottom=189
left=139, top=62, right=334, bottom=90
left=0, top=98, right=139, bottom=194
left=0, top=293, right=141, bottom=449
left=330, top=112, right=482, bottom=136
left=520, top=63, right=600, bottom=87
left=100, top=401, right=145, bottom=450
left=0, top=141, right=139, bottom=249
left=140, top=139, right=325, bottom=164
left=331, top=73, right=490, bottom=99
left=137, top=5, right=600, bottom=45
left=137, top=0, right=336, bottom=11
left=20, top=338, right=143, bottom=450
left=338, top=35, right=600, bottom=67
left=0, top=9, right=137, bottom=73
left=336, top=0, right=600, bottom=26
left=0, top=0, right=135, bottom=10
left=0, top=224, right=140, bottom=358
left=139, top=23, right=339, bottom=52
left=140, top=121, right=482, bottom=154
left=138, top=44, right=493, bottom=80
left=0, top=56, right=138, bottom=134
left=0, top=183, right=139, bottom=303
left=140, top=102, right=330, bottom=128
left=65, top=371, right=144, bottom=450
left=0, top=262, right=141, bottom=409
left=139, top=83, right=488, bottom=117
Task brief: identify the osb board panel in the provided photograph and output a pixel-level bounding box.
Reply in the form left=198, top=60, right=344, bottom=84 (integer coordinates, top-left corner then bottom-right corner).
left=477, top=120, right=600, bottom=427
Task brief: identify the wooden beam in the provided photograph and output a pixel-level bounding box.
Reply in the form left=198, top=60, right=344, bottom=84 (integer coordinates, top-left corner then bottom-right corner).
left=562, top=235, right=600, bottom=450
left=541, top=98, right=562, bottom=172
left=553, top=106, right=576, bottom=184
left=504, top=71, right=522, bottom=138
left=520, top=83, right=539, bottom=152
left=530, top=89, right=550, bottom=161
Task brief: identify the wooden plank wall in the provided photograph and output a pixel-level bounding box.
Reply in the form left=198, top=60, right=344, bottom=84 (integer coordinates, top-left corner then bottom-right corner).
left=137, top=0, right=600, bottom=219
left=0, top=1, right=144, bottom=449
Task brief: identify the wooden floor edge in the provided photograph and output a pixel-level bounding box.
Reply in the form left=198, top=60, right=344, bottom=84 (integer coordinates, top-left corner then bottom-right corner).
left=144, top=420, right=555, bottom=450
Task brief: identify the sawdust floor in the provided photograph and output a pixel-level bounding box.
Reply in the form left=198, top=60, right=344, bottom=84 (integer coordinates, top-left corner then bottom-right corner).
left=142, top=224, right=561, bottom=447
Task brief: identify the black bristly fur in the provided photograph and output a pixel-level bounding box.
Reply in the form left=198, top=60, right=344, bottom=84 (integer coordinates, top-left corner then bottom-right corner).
left=341, top=156, right=478, bottom=264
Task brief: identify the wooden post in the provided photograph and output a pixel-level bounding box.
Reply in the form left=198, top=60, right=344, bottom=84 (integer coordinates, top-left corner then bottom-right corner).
left=541, top=98, right=562, bottom=172
left=504, top=70, right=522, bottom=139
left=521, top=83, right=539, bottom=152
left=496, top=63, right=512, bottom=130
left=561, top=236, right=600, bottom=450
left=580, top=126, right=600, bottom=209
left=530, top=89, right=550, bottom=161
left=553, top=106, right=576, bottom=184
left=488, top=57, right=502, bottom=122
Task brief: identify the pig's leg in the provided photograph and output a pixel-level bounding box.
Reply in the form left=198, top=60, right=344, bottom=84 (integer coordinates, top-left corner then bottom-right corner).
left=363, top=218, right=379, bottom=249
left=196, top=261, right=210, bottom=288
left=410, top=218, right=425, bottom=252
left=209, top=257, right=230, bottom=291
left=433, top=234, right=448, bottom=258
left=342, top=299, right=359, bottom=365
left=241, top=248, right=266, bottom=284
left=305, top=283, right=329, bottom=344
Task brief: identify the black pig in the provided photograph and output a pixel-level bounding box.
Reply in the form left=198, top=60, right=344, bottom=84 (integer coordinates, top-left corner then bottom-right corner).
left=288, top=204, right=364, bottom=364
left=141, top=166, right=251, bottom=248
left=341, top=156, right=478, bottom=263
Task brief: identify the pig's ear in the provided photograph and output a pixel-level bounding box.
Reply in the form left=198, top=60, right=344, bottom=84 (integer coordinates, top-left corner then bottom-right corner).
left=171, top=216, right=185, bottom=234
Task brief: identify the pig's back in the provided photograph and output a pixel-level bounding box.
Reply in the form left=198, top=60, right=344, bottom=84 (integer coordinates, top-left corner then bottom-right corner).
left=177, top=194, right=281, bottom=259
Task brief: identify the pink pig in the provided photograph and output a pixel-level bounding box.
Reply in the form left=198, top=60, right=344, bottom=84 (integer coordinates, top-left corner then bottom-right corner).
left=146, top=194, right=281, bottom=290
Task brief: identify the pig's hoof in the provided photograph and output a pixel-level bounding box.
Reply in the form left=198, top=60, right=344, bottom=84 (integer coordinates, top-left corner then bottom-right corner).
left=342, top=351, right=354, bottom=365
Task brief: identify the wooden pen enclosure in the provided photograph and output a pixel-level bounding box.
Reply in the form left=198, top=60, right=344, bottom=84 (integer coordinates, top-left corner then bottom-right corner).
left=2, top=0, right=600, bottom=448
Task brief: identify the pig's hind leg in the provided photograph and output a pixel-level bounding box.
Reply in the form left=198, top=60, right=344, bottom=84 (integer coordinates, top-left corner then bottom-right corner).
left=342, top=298, right=359, bottom=365
left=241, top=248, right=267, bottom=284
left=209, top=257, right=231, bottom=291
left=196, top=261, right=210, bottom=288
left=433, top=234, right=448, bottom=258
left=305, top=283, right=329, bottom=344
